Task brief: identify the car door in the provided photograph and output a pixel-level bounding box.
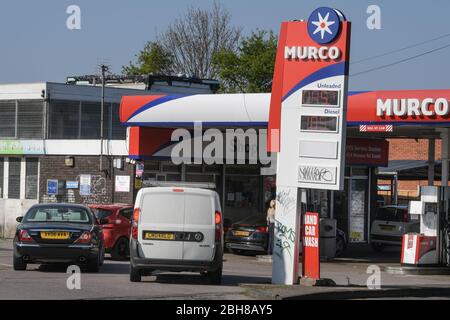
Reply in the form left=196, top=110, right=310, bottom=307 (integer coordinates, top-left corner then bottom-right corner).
left=182, top=190, right=216, bottom=262
left=138, top=190, right=184, bottom=260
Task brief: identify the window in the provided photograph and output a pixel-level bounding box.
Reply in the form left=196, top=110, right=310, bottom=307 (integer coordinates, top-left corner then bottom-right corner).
left=18, top=101, right=44, bottom=139
left=0, top=158, right=4, bottom=198
left=48, top=100, right=126, bottom=140
left=111, top=104, right=126, bottom=139
left=49, top=100, right=80, bottom=139
left=0, top=101, right=16, bottom=138
left=8, top=158, right=21, bottom=199
left=24, top=206, right=91, bottom=224
left=120, top=208, right=133, bottom=221
left=25, top=158, right=38, bottom=199
left=80, top=102, right=101, bottom=139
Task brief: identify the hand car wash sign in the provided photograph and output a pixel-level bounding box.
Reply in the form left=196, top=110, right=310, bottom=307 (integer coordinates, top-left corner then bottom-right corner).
left=268, top=8, right=351, bottom=284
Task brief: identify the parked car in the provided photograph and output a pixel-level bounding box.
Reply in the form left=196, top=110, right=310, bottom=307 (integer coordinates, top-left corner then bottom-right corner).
left=225, top=214, right=348, bottom=257
left=370, top=205, right=420, bottom=252
left=89, top=204, right=133, bottom=260
left=13, top=204, right=105, bottom=272
left=225, top=214, right=269, bottom=254
left=129, top=187, right=224, bottom=284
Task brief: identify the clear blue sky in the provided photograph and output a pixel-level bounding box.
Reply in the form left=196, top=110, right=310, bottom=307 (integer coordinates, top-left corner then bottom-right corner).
left=1, top=0, right=449, bottom=91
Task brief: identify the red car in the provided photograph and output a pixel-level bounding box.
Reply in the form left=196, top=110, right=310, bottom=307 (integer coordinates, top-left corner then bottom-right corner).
left=89, top=204, right=134, bottom=260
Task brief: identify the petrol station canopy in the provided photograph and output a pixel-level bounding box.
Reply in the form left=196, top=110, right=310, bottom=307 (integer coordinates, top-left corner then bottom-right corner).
left=120, top=90, right=450, bottom=140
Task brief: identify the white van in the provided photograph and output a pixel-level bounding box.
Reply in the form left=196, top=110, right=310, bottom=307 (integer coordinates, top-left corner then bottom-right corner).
left=129, top=187, right=224, bottom=284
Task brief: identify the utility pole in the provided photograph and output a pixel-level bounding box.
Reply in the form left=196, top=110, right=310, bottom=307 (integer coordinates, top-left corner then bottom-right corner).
left=99, top=64, right=109, bottom=174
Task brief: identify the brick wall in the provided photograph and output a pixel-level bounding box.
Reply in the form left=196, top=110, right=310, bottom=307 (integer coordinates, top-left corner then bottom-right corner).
left=388, top=138, right=441, bottom=161
left=39, top=156, right=135, bottom=205
left=382, top=138, right=441, bottom=198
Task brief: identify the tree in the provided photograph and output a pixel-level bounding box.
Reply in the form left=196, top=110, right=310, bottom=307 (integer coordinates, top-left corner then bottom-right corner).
left=212, top=30, right=278, bottom=93
left=122, top=41, right=174, bottom=75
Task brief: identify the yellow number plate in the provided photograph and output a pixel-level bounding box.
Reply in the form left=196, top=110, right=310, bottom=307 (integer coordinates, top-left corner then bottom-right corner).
left=144, top=232, right=175, bottom=241
left=234, top=230, right=250, bottom=237
left=40, top=231, right=70, bottom=240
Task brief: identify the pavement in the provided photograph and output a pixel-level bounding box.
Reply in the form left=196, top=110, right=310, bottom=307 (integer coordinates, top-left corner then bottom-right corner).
left=1, top=239, right=450, bottom=300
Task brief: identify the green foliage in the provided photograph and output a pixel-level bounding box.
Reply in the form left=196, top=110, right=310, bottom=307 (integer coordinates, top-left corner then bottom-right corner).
left=212, top=30, right=277, bottom=93
left=122, top=42, right=174, bottom=76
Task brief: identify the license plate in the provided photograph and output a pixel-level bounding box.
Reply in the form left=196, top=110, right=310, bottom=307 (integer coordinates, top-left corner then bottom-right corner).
left=144, top=232, right=175, bottom=241
left=40, top=231, right=70, bottom=240
left=380, top=225, right=395, bottom=231
left=234, top=230, right=250, bottom=237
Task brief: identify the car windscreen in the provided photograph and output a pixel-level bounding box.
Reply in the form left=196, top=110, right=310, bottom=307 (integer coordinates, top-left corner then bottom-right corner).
left=24, top=206, right=92, bottom=224
left=92, top=208, right=113, bottom=220
left=236, top=214, right=266, bottom=226
left=375, top=207, right=407, bottom=222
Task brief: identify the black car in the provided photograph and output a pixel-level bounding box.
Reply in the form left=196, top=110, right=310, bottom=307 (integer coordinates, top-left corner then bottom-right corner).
left=225, top=214, right=348, bottom=256
left=13, top=204, right=105, bottom=272
left=225, top=214, right=269, bottom=254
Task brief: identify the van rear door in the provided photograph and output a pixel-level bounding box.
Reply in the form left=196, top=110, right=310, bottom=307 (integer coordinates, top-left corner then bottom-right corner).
left=182, top=190, right=216, bottom=261
left=138, top=190, right=184, bottom=260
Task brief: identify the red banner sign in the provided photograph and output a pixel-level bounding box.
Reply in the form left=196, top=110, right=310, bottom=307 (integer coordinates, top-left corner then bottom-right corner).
left=302, top=212, right=320, bottom=280
left=346, top=138, right=389, bottom=167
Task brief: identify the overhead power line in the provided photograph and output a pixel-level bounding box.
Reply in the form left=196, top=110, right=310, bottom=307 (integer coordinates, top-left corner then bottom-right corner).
left=351, top=32, right=450, bottom=65
left=351, top=42, right=450, bottom=77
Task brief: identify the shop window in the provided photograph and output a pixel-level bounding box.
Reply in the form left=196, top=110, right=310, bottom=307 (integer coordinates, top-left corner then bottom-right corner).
left=143, top=161, right=160, bottom=171
left=186, top=174, right=215, bottom=183
left=0, top=101, right=16, bottom=138
left=351, top=167, right=369, bottom=177
left=25, top=158, right=38, bottom=200
left=17, top=101, right=44, bottom=139
left=8, top=158, right=21, bottom=199
left=205, top=164, right=221, bottom=173
left=225, top=175, right=260, bottom=223
left=186, top=164, right=203, bottom=173
left=162, top=162, right=181, bottom=173
left=166, top=174, right=181, bottom=182
left=0, top=158, right=4, bottom=198
left=226, top=165, right=260, bottom=175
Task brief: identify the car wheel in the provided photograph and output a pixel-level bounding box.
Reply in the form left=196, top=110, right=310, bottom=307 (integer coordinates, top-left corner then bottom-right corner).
left=335, top=236, right=345, bottom=257
left=130, top=265, right=142, bottom=282
left=111, top=237, right=129, bottom=260
left=13, top=254, right=27, bottom=271
left=371, top=242, right=385, bottom=252
left=208, top=265, right=223, bottom=285
left=87, top=255, right=100, bottom=273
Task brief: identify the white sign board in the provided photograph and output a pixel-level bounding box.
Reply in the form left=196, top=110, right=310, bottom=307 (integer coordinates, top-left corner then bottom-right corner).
left=115, top=175, right=131, bottom=193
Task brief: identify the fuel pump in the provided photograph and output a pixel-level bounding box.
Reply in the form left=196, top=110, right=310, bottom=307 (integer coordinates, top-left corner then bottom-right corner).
left=403, top=186, right=450, bottom=267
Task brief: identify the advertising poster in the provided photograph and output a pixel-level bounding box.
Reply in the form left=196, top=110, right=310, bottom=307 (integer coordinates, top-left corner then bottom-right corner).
left=79, top=175, right=91, bottom=196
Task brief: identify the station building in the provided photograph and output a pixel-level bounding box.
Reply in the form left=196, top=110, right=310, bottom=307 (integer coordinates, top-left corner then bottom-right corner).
left=0, top=76, right=218, bottom=237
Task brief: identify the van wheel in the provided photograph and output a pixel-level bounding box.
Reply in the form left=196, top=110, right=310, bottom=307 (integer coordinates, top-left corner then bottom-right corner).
left=130, top=265, right=141, bottom=282
left=111, top=238, right=129, bottom=260
left=208, top=267, right=222, bottom=285
left=371, top=243, right=385, bottom=252
left=13, top=255, right=27, bottom=271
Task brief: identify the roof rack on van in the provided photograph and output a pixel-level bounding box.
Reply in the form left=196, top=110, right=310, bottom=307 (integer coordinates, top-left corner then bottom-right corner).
left=143, top=181, right=217, bottom=190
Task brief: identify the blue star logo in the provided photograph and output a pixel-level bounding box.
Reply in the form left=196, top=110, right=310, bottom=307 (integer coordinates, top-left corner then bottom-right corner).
left=307, top=7, right=342, bottom=45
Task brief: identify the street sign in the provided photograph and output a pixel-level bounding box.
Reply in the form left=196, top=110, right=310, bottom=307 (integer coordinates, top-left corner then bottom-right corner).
left=303, top=212, right=320, bottom=279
